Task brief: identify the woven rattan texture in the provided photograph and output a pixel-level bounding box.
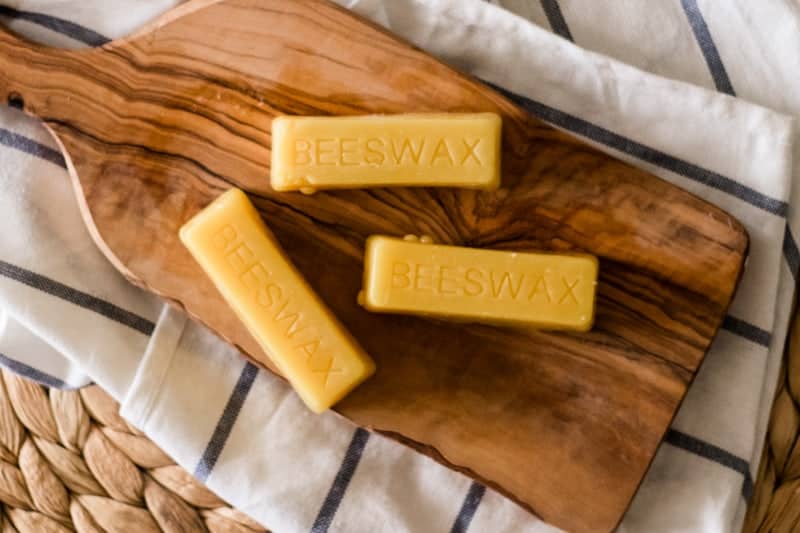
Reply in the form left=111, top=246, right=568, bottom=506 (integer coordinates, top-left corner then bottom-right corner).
left=744, top=306, right=800, bottom=533
left=0, top=370, right=268, bottom=532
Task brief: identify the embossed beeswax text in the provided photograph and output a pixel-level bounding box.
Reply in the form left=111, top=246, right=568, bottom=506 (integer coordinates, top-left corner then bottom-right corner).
left=212, top=224, right=341, bottom=386
left=293, top=137, right=484, bottom=167
left=390, top=261, right=583, bottom=305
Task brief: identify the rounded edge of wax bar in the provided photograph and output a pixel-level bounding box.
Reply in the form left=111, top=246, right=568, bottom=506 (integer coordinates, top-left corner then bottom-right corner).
left=269, top=115, right=293, bottom=193
left=178, top=188, right=243, bottom=244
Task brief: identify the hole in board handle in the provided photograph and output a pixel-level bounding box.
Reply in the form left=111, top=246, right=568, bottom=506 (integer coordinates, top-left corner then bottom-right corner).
left=7, top=92, right=24, bottom=110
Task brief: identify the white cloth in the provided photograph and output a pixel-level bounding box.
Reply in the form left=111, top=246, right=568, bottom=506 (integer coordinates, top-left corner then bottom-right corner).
left=0, top=1, right=797, bottom=532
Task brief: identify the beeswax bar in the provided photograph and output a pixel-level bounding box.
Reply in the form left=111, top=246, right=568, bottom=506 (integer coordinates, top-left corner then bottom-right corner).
left=360, top=236, right=598, bottom=331
left=180, top=189, right=375, bottom=413
left=271, top=113, right=502, bottom=193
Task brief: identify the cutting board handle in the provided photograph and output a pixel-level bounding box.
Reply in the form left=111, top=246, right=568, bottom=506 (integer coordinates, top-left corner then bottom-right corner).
left=0, top=25, right=76, bottom=115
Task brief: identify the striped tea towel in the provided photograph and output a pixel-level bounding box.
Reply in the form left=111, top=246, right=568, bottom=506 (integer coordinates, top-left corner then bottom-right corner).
left=0, top=0, right=797, bottom=531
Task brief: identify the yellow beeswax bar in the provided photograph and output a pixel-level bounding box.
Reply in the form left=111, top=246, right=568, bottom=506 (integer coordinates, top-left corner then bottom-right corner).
left=271, top=113, right=502, bottom=193
left=360, top=236, right=598, bottom=331
left=180, top=189, right=375, bottom=413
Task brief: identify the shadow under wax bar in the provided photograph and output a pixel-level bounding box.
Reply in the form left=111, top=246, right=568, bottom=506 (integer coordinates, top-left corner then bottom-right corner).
left=270, top=113, right=502, bottom=193
left=179, top=188, right=375, bottom=413
left=360, top=236, right=598, bottom=331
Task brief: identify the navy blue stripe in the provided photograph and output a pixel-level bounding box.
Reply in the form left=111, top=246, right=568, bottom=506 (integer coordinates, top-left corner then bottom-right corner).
left=311, top=428, right=370, bottom=533
left=450, top=482, right=486, bottom=533
left=680, top=0, right=735, bottom=95
left=0, top=260, right=154, bottom=335
left=0, top=128, right=65, bottom=168
left=721, top=315, right=771, bottom=347
left=784, top=226, right=800, bottom=280
left=0, top=6, right=110, bottom=47
left=743, top=469, right=755, bottom=502
left=489, top=83, right=788, bottom=217
left=665, top=429, right=753, bottom=500
left=194, top=362, right=259, bottom=482
left=539, top=0, right=573, bottom=41
left=0, top=352, right=77, bottom=389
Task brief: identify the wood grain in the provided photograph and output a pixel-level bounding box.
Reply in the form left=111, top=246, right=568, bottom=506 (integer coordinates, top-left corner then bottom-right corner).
left=0, top=1, right=748, bottom=531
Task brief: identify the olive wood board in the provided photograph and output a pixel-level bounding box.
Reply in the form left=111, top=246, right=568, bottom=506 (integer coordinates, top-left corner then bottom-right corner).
left=0, top=1, right=748, bottom=531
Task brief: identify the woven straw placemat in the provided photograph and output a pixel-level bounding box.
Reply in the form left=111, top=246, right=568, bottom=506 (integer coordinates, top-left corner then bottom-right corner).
left=0, top=370, right=268, bottom=532
left=0, top=306, right=794, bottom=532
left=743, top=303, right=800, bottom=533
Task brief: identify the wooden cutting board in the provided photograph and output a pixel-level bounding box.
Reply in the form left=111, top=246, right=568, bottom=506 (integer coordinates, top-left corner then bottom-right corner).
left=0, top=1, right=748, bottom=531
